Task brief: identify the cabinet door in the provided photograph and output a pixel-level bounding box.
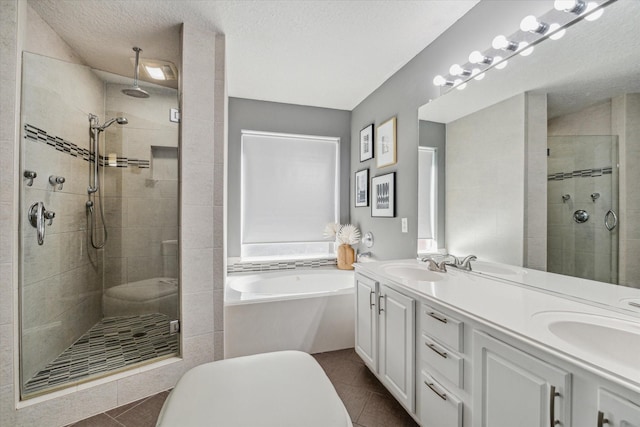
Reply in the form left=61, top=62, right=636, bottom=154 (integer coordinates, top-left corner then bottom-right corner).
left=379, top=284, right=415, bottom=412
left=473, top=331, right=572, bottom=427
left=355, top=275, right=378, bottom=371
left=598, top=388, right=640, bottom=427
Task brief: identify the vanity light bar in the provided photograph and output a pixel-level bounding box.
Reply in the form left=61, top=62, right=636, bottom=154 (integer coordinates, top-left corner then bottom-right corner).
left=431, top=0, right=610, bottom=91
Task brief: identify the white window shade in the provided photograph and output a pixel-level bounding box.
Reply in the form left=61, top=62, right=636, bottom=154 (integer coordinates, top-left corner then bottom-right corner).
left=418, top=147, right=437, bottom=252
left=241, top=131, right=339, bottom=255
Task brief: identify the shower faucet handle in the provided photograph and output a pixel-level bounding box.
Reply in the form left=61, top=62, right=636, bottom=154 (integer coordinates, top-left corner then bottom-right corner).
left=49, top=175, right=66, bottom=190
left=24, top=170, right=37, bottom=186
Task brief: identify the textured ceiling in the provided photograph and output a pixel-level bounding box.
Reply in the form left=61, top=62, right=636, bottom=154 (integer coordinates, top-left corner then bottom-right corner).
left=28, top=0, right=479, bottom=110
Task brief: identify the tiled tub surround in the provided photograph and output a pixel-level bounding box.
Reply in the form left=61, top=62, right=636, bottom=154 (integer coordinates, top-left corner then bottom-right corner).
left=227, top=256, right=337, bottom=273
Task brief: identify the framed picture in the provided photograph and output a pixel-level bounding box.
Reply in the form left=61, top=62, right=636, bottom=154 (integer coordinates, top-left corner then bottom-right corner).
left=371, top=172, right=395, bottom=217
left=376, top=116, right=397, bottom=168
left=360, top=124, right=374, bottom=162
left=355, top=169, right=369, bottom=207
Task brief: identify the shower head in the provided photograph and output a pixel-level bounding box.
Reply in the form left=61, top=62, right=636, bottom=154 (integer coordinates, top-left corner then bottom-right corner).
left=98, top=116, right=128, bottom=131
left=122, top=47, right=150, bottom=99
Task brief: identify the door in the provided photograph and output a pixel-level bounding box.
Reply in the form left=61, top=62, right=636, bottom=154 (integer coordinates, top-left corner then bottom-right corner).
left=355, top=274, right=378, bottom=371
left=379, top=284, right=415, bottom=412
left=473, top=331, right=572, bottom=427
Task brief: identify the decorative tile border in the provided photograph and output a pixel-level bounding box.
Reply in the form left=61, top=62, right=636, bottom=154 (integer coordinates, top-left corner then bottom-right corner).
left=548, top=166, right=612, bottom=181
left=24, top=123, right=150, bottom=168
left=227, top=257, right=337, bottom=274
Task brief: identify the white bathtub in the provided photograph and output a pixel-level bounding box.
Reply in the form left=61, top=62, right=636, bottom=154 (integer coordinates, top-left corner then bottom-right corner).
left=225, top=269, right=355, bottom=358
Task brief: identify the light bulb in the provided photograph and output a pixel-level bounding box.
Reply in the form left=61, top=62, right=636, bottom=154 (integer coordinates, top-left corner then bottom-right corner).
left=548, top=23, right=566, bottom=40
left=449, top=64, right=464, bottom=76
left=492, top=35, right=508, bottom=50
left=554, top=0, right=586, bottom=13
left=494, top=56, right=508, bottom=70
left=492, top=35, right=518, bottom=51
left=454, top=79, right=467, bottom=91
left=584, top=2, right=604, bottom=21
left=518, top=42, right=534, bottom=57
left=520, top=15, right=546, bottom=33
left=469, top=50, right=491, bottom=65
left=471, top=68, right=485, bottom=81
left=433, top=75, right=446, bottom=86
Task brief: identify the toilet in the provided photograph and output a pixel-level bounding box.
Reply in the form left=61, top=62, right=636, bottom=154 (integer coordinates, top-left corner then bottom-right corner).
left=103, top=240, right=178, bottom=317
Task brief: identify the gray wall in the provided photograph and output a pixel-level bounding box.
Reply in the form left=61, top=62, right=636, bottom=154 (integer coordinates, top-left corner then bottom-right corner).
left=228, top=97, right=351, bottom=257
left=418, top=120, right=446, bottom=249
left=349, top=1, right=552, bottom=260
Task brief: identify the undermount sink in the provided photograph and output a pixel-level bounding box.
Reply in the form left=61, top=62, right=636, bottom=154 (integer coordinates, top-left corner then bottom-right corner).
left=532, top=311, right=640, bottom=371
left=380, top=264, right=443, bottom=282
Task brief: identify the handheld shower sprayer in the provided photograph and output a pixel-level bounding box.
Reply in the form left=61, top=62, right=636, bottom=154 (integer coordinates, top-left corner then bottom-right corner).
left=86, top=113, right=128, bottom=249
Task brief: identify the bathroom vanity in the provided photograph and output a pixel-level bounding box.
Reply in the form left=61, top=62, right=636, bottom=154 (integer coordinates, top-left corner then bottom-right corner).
left=354, top=260, right=640, bottom=427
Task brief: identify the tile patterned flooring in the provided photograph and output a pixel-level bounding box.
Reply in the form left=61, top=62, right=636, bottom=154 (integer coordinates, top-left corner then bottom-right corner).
left=25, top=314, right=179, bottom=396
left=70, top=348, right=418, bottom=427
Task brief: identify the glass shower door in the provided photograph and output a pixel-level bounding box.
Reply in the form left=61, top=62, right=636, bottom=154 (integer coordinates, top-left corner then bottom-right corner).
left=547, top=135, right=619, bottom=283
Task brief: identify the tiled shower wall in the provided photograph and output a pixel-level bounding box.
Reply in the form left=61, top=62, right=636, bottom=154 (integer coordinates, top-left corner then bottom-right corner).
left=549, top=96, right=640, bottom=288
left=20, top=52, right=105, bottom=383
left=102, top=83, right=179, bottom=290
left=1, top=2, right=223, bottom=424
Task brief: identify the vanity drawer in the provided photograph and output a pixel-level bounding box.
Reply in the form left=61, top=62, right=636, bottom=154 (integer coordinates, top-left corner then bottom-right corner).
left=420, top=304, right=464, bottom=352
left=420, top=371, right=463, bottom=427
left=420, top=334, right=463, bottom=388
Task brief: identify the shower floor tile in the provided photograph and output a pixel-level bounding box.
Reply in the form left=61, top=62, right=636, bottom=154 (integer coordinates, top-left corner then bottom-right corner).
left=23, top=313, right=179, bottom=396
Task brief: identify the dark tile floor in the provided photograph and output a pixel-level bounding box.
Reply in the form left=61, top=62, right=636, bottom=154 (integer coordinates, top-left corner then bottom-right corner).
left=70, top=348, right=418, bottom=427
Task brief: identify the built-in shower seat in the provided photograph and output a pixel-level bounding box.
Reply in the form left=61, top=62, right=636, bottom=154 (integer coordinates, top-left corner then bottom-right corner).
left=156, top=350, right=352, bottom=427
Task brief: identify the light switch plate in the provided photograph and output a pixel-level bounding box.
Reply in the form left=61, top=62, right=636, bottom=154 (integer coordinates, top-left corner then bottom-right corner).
left=401, top=218, right=408, bottom=233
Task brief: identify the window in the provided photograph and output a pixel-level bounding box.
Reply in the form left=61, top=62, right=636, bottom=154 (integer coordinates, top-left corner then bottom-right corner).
left=418, top=147, right=438, bottom=253
left=241, top=130, right=340, bottom=259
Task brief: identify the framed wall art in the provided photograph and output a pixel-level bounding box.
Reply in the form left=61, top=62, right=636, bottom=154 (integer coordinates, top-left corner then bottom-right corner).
left=355, top=169, right=369, bottom=207
left=360, top=124, right=374, bottom=162
left=371, top=172, right=395, bottom=217
left=376, top=116, right=397, bottom=168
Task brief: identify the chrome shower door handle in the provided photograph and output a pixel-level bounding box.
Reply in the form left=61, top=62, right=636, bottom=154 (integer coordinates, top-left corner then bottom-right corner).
left=28, top=201, right=55, bottom=245
left=604, top=209, right=617, bottom=231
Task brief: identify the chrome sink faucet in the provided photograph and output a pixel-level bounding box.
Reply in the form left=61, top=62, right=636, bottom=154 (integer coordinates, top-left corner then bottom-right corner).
left=448, top=255, right=477, bottom=271
left=419, top=254, right=477, bottom=272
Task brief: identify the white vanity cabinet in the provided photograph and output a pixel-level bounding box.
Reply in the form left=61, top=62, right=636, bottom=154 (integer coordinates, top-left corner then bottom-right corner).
left=355, top=273, right=416, bottom=413
left=597, top=388, right=640, bottom=427
left=417, top=303, right=467, bottom=427
left=473, top=331, right=572, bottom=427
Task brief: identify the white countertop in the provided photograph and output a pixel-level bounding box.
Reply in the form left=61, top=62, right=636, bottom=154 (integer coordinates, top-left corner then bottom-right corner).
left=354, top=258, right=640, bottom=394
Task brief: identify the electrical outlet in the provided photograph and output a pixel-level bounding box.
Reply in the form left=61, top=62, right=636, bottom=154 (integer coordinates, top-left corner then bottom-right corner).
left=401, top=218, right=408, bottom=233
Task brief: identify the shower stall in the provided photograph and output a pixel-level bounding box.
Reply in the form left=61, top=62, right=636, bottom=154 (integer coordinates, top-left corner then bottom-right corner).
left=19, top=52, right=180, bottom=398
left=547, top=135, right=619, bottom=284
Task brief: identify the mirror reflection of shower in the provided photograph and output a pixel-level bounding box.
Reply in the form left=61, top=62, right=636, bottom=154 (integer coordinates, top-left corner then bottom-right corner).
left=86, top=113, right=128, bottom=249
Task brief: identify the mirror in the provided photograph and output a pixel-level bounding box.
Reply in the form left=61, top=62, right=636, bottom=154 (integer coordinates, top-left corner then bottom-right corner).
left=417, top=0, right=640, bottom=306
left=19, top=52, right=180, bottom=397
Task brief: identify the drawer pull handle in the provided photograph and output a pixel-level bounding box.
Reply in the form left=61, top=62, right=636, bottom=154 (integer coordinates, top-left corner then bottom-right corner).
left=369, top=290, right=375, bottom=309
left=597, top=411, right=609, bottom=427
left=427, top=311, right=448, bottom=324
left=425, top=381, right=447, bottom=401
left=426, top=342, right=448, bottom=359
left=549, top=385, right=560, bottom=426
left=378, top=294, right=384, bottom=315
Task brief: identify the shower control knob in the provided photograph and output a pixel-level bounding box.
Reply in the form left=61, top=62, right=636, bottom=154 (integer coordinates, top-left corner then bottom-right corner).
left=573, top=209, right=589, bottom=224
left=49, top=175, right=66, bottom=190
